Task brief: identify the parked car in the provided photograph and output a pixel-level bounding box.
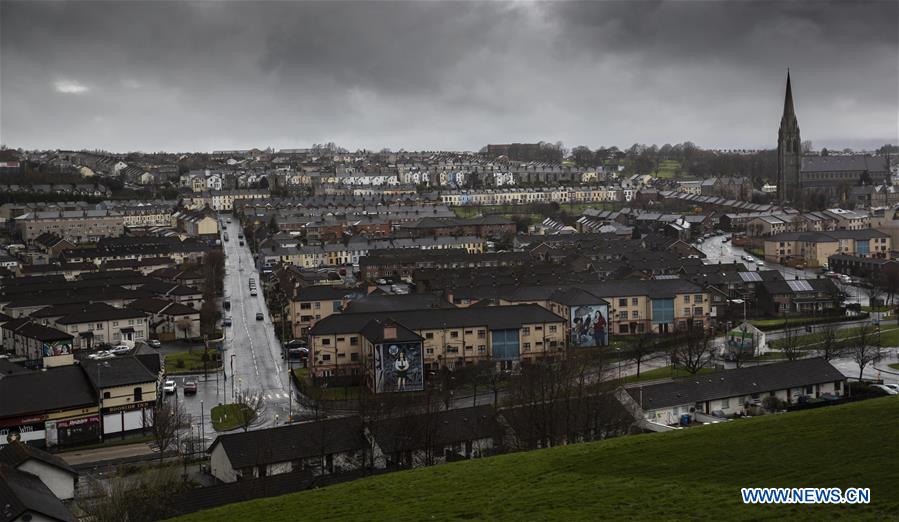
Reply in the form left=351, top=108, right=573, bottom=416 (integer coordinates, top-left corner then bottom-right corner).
left=88, top=350, right=114, bottom=360
left=109, top=345, right=131, bottom=356
left=239, top=241, right=244, bottom=246
left=755, top=260, right=765, bottom=266
left=870, top=384, right=898, bottom=396
left=163, top=380, right=177, bottom=394
left=256, top=312, right=264, bottom=321
left=183, top=381, right=198, bottom=395
left=147, top=340, right=161, bottom=348
left=284, top=339, right=307, bottom=349
left=250, top=289, right=258, bottom=296
left=881, top=383, right=899, bottom=393
left=284, top=347, right=309, bottom=360
left=224, top=300, right=231, bottom=311
left=222, top=317, right=232, bottom=327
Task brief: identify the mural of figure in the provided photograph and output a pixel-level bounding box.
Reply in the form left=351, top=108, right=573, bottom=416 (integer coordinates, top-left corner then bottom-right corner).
left=593, top=312, right=607, bottom=346
left=394, top=349, right=410, bottom=391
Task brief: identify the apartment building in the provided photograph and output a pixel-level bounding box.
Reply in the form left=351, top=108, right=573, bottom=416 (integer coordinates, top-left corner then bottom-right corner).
left=308, top=304, right=566, bottom=382
left=14, top=210, right=124, bottom=244
left=763, top=229, right=891, bottom=267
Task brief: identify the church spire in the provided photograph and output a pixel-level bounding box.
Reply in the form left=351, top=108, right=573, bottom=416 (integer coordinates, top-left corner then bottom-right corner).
left=783, top=69, right=796, bottom=122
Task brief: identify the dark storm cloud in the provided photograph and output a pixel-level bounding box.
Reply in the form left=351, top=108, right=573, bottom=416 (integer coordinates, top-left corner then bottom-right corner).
left=1, top=1, right=896, bottom=152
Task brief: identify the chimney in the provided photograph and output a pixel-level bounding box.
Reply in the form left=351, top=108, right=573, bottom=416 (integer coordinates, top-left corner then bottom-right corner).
left=383, top=324, right=397, bottom=340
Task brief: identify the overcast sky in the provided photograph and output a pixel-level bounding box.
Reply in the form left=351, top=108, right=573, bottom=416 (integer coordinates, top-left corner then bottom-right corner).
left=2, top=1, right=897, bottom=153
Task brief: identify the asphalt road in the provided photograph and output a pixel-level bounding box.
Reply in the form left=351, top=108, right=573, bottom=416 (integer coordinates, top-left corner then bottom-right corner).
left=162, top=216, right=302, bottom=446
left=696, top=234, right=870, bottom=306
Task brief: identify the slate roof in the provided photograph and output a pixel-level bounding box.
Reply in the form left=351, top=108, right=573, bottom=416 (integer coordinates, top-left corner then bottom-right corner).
left=627, top=358, right=845, bottom=410
left=209, top=416, right=365, bottom=468
left=0, top=365, right=96, bottom=418
left=50, top=303, right=147, bottom=325
left=342, top=293, right=454, bottom=313
left=0, top=442, right=77, bottom=476
left=768, top=229, right=887, bottom=242
left=370, top=405, right=499, bottom=454
left=360, top=318, right=422, bottom=344
left=81, top=356, right=158, bottom=389
left=310, top=304, right=564, bottom=336
left=0, top=464, right=75, bottom=522
left=295, top=285, right=356, bottom=301
left=800, top=155, right=889, bottom=173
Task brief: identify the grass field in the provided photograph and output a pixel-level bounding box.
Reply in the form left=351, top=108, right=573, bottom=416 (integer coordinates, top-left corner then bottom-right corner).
left=769, top=325, right=899, bottom=350
left=165, top=351, right=222, bottom=374
left=652, top=159, right=682, bottom=179
left=171, top=398, right=899, bottom=522
left=210, top=403, right=256, bottom=432
left=890, top=363, right=899, bottom=371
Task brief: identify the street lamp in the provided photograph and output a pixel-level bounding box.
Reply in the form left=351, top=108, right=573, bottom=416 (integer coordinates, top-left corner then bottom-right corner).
left=230, top=354, right=236, bottom=402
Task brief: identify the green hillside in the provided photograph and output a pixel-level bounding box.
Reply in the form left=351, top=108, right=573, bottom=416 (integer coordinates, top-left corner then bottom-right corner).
left=174, top=398, right=899, bottom=521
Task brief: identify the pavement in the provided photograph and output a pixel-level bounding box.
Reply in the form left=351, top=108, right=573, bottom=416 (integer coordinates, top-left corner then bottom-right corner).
left=160, top=216, right=302, bottom=448
left=58, top=442, right=157, bottom=467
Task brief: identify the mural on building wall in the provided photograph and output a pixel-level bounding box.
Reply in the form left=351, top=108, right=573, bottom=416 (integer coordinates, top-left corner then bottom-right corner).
left=373, top=341, right=424, bottom=393
left=41, top=340, right=72, bottom=357
left=570, top=304, right=608, bottom=347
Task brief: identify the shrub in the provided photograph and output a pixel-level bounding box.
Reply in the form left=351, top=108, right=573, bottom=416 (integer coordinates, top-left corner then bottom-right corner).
left=762, top=396, right=786, bottom=412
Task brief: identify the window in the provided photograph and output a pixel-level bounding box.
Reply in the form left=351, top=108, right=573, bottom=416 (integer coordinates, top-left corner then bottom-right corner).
left=631, top=297, right=638, bottom=305
left=465, top=345, right=472, bottom=351
left=684, top=295, right=691, bottom=303
left=322, top=338, right=331, bottom=345
left=426, top=348, right=434, bottom=355
left=128, top=319, right=134, bottom=325
left=694, top=294, right=703, bottom=303
left=631, top=311, right=638, bottom=318
left=683, top=308, right=690, bottom=316
left=548, top=325, right=557, bottom=333
left=464, top=330, right=473, bottom=335
left=322, top=354, right=331, bottom=361
left=96, top=323, right=103, bottom=330
left=425, top=332, right=434, bottom=340
left=720, top=397, right=730, bottom=409
left=112, top=321, right=119, bottom=326
left=693, top=307, right=703, bottom=316
left=350, top=337, right=358, bottom=346
left=535, top=326, right=542, bottom=331
left=618, top=311, right=627, bottom=321
left=478, top=330, right=486, bottom=339
left=619, top=324, right=629, bottom=334
left=450, top=331, right=459, bottom=338
left=300, top=303, right=312, bottom=310
left=337, top=353, right=346, bottom=358
left=618, top=298, right=627, bottom=307
left=337, top=337, right=345, bottom=343
left=134, top=387, right=143, bottom=402
left=805, top=386, right=813, bottom=394
left=478, top=345, right=486, bottom=353
left=523, top=342, right=531, bottom=351
left=103, top=391, right=111, bottom=399
left=522, top=327, right=530, bottom=336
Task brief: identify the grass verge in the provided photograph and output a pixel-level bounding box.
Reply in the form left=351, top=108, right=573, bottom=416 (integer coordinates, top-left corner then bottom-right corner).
left=165, top=351, right=223, bottom=374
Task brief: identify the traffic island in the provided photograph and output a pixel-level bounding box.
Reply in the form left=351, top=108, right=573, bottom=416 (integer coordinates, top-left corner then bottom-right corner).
left=210, top=403, right=257, bottom=432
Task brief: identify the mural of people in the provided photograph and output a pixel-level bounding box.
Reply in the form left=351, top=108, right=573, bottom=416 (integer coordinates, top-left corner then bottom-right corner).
left=571, top=305, right=609, bottom=347
left=374, top=341, right=424, bottom=393
left=394, top=349, right=410, bottom=391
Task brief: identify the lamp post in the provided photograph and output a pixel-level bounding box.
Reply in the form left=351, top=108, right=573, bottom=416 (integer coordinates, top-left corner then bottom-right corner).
left=229, top=355, right=236, bottom=402
left=200, top=400, right=205, bottom=448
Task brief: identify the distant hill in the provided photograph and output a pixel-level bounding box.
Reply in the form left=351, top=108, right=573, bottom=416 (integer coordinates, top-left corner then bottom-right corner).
left=172, top=398, right=899, bottom=521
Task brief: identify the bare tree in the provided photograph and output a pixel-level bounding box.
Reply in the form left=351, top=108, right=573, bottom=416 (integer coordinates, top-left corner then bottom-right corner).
left=881, top=264, right=899, bottom=307
left=865, top=282, right=884, bottom=310
left=850, top=324, right=881, bottom=381
left=629, top=333, right=657, bottom=377
left=670, top=330, right=714, bottom=374
left=176, top=318, right=193, bottom=340
left=816, top=323, right=842, bottom=361
left=778, top=317, right=804, bottom=362
left=151, top=401, right=186, bottom=464
left=234, top=390, right=264, bottom=432
left=81, top=466, right=192, bottom=522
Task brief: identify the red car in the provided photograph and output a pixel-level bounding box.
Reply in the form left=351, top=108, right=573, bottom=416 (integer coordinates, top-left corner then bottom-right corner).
left=183, top=381, right=198, bottom=395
